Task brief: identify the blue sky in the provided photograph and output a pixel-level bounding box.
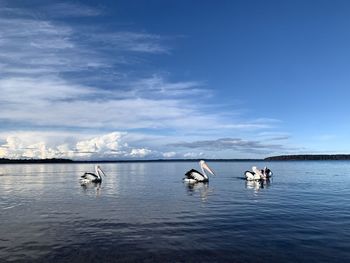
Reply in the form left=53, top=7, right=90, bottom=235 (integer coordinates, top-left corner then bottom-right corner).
left=0, top=0, right=349, bottom=159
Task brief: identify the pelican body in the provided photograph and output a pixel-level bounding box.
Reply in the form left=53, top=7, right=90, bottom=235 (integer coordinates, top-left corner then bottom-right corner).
left=184, top=160, right=216, bottom=183
left=80, top=165, right=106, bottom=184
left=245, top=166, right=272, bottom=181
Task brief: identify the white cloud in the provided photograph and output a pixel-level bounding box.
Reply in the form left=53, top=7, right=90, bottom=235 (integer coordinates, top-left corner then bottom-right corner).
left=0, top=134, right=62, bottom=159
left=0, top=5, right=169, bottom=80
left=130, top=148, right=152, bottom=158
left=162, top=152, right=177, bottom=158
left=0, top=132, right=155, bottom=160
left=75, top=132, right=127, bottom=154
left=184, top=152, right=204, bottom=158
left=0, top=77, right=95, bottom=103
left=93, top=32, right=170, bottom=54
left=0, top=73, right=274, bottom=133
left=43, top=3, right=102, bottom=18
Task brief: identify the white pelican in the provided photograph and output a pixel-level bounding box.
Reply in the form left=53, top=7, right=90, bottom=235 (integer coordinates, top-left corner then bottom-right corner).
left=80, top=165, right=106, bottom=184
left=245, top=166, right=272, bottom=181
left=184, top=160, right=216, bottom=183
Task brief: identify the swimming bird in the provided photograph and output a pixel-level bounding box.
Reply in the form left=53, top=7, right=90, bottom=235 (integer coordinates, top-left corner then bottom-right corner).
left=80, top=165, right=106, bottom=184
left=184, top=160, right=216, bottom=183
left=245, top=166, right=272, bottom=181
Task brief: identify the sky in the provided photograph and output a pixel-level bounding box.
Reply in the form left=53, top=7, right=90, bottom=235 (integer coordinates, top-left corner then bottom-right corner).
left=1, top=0, right=350, bottom=160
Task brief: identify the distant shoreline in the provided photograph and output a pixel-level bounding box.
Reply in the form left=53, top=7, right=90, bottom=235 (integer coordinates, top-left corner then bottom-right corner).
left=0, top=158, right=262, bottom=164
left=1, top=155, right=350, bottom=164
left=264, top=154, right=350, bottom=161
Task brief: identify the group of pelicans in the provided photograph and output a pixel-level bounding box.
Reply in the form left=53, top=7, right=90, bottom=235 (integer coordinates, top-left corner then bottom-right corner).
left=79, top=160, right=273, bottom=184
left=183, top=160, right=272, bottom=182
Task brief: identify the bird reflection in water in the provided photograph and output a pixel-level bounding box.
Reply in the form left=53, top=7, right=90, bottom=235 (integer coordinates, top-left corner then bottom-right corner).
left=80, top=182, right=102, bottom=197
left=245, top=179, right=271, bottom=192
left=184, top=182, right=212, bottom=202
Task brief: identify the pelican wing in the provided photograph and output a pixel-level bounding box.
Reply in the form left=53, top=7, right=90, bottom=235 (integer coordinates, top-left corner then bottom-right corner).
left=185, top=169, right=206, bottom=181
left=81, top=172, right=98, bottom=181
left=245, top=171, right=256, bottom=181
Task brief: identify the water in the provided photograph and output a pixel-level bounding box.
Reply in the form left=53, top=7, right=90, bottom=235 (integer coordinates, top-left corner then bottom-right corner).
left=1, top=161, right=350, bottom=262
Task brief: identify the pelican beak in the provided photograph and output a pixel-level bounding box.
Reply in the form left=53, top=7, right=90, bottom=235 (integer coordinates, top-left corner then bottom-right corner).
left=202, top=162, right=216, bottom=176
left=96, top=166, right=107, bottom=177
left=99, top=168, right=107, bottom=177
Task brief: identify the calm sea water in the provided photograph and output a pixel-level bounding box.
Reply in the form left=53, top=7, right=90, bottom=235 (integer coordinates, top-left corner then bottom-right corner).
left=0, top=161, right=350, bottom=263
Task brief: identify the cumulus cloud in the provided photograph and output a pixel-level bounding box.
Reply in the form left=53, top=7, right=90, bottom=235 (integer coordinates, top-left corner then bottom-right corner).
left=0, top=132, right=154, bottom=160
left=130, top=148, right=152, bottom=158
left=0, top=135, right=63, bottom=159
left=75, top=132, right=127, bottom=155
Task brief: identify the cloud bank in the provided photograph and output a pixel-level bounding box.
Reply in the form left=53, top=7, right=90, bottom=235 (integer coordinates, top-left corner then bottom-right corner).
left=0, top=132, right=154, bottom=160
left=0, top=3, right=240, bottom=133
left=170, top=137, right=297, bottom=155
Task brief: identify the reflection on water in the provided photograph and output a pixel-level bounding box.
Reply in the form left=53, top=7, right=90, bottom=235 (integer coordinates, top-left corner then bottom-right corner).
left=80, top=182, right=102, bottom=197
left=1, top=161, right=350, bottom=263
left=245, top=179, right=271, bottom=192
left=184, top=182, right=211, bottom=201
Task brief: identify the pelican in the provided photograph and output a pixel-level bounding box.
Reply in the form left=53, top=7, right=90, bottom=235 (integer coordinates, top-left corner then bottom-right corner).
left=245, top=166, right=272, bottom=181
left=184, top=160, right=216, bottom=183
left=80, top=165, right=106, bottom=184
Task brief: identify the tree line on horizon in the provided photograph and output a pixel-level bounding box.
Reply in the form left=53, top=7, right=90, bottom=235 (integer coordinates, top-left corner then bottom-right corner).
left=1, top=154, right=350, bottom=164
left=264, top=154, right=350, bottom=161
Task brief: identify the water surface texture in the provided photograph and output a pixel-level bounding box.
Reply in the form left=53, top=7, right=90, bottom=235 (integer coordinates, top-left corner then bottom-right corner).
left=1, top=161, right=350, bottom=262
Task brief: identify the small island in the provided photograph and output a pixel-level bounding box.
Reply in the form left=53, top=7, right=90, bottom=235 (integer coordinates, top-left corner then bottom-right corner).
left=0, top=158, right=261, bottom=164
left=265, top=154, right=350, bottom=161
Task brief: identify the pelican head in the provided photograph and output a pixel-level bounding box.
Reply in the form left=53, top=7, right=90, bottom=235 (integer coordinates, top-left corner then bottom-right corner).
left=263, top=166, right=273, bottom=177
